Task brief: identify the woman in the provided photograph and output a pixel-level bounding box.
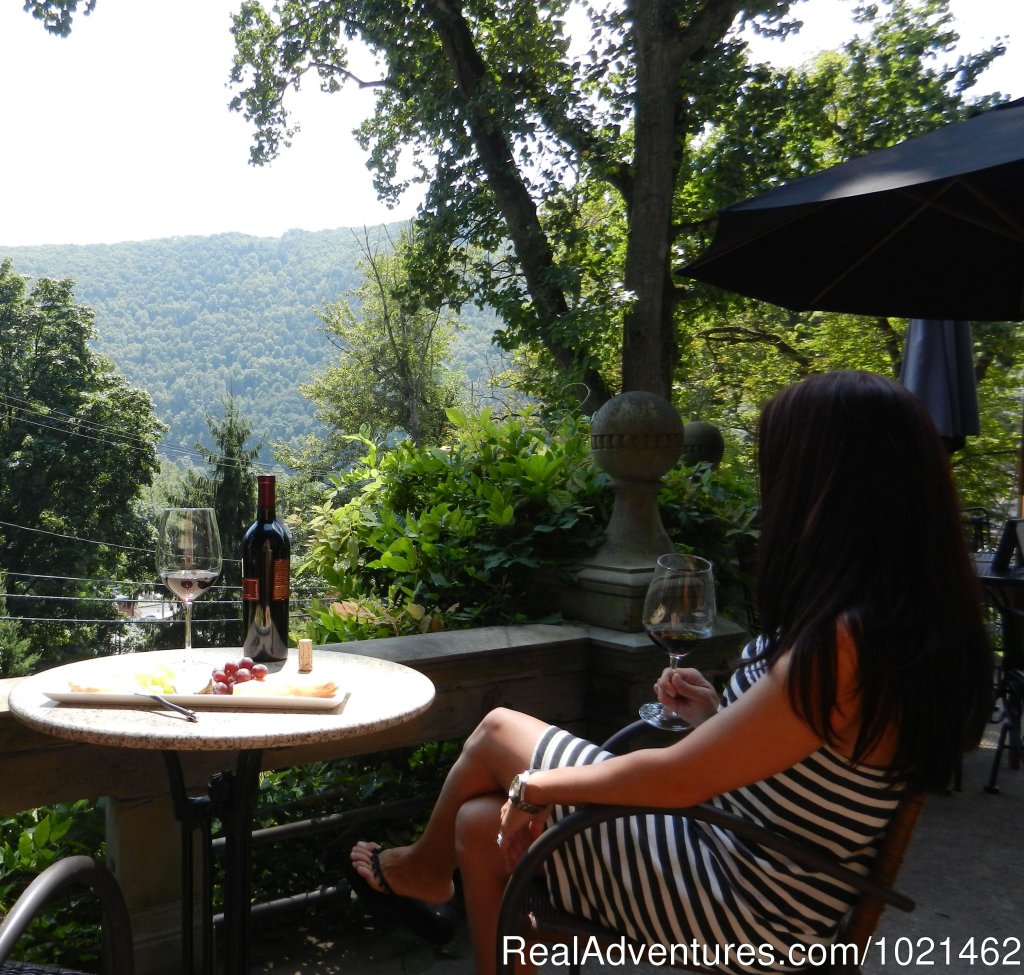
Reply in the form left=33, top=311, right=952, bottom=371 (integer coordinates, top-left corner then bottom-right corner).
left=349, top=370, right=992, bottom=974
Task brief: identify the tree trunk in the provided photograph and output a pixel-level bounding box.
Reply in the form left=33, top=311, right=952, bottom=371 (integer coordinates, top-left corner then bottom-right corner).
left=621, top=0, right=685, bottom=397
left=622, top=0, right=748, bottom=397
left=427, top=0, right=612, bottom=413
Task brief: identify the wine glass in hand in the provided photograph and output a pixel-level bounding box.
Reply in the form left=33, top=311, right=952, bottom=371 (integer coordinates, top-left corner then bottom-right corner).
left=156, top=508, right=222, bottom=668
left=639, top=553, right=717, bottom=731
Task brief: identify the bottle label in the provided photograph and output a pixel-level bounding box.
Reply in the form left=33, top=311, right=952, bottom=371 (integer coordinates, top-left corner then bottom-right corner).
left=242, top=562, right=289, bottom=601
left=272, top=559, right=290, bottom=599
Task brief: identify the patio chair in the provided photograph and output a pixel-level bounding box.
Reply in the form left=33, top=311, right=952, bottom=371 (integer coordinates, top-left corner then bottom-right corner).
left=0, top=856, right=134, bottom=975
left=496, top=720, right=924, bottom=975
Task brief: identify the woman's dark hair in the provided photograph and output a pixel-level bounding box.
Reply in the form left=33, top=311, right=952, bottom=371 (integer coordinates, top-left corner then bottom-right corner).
left=756, top=370, right=991, bottom=793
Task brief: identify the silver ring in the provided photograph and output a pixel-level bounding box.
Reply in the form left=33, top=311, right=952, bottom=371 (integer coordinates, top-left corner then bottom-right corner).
left=496, top=832, right=503, bottom=848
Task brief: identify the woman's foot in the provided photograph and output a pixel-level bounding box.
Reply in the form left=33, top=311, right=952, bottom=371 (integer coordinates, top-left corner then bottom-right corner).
left=345, top=841, right=459, bottom=945
left=349, top=841, right=456, bottom=904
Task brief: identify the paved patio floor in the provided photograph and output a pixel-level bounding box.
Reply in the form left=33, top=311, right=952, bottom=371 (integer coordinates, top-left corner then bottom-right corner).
left=253, top=729, right=1023, bottom=975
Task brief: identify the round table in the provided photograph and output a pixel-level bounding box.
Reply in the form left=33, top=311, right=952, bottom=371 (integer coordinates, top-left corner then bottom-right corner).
left=9, top=647, right=436, bottom=975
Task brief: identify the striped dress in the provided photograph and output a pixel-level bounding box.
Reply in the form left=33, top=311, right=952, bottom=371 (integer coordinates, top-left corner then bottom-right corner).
left=532, top=642, right=904, bottom=974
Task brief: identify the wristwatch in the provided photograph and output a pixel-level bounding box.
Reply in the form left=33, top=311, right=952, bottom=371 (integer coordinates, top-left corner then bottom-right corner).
left=508, top=770, right=545, bottom=814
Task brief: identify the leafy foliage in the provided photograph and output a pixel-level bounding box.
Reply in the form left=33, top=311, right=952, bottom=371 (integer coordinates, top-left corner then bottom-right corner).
left=659, top=462, right=761, bottom=629
left=300, top=408, right=761, bottom=642
left=296, top=227, right=466, bottom=470
left=0, top=259, right=163, bottom=669
left=0, top=574, right=38, bottom=676
left=0, top=800, right=106, bottom=970
left=301, top=408, right=610, bottom=639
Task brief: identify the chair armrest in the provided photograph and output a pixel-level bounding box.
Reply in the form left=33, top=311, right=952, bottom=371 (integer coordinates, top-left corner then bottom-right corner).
left=599, top=719, right=691, bottom=755
left=0, top=856, right=134, bottom=973
left=498, top=800, right=914, bottom=952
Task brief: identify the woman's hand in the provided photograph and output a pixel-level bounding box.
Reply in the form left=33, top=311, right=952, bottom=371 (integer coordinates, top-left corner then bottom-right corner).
left=654, top=667, right=720, bottom=727
left=497, top=799, right=550, bottom=868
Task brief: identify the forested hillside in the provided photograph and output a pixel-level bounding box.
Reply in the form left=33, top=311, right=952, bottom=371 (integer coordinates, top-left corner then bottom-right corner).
left=0, top=227, right=500, bottom=463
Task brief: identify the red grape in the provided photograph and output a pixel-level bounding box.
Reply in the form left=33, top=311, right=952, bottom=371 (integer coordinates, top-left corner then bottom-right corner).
left=234, top=667, right=253, bottom=683
left=239, top=656, right=255, bottom=671
left=213, top=681, right=233, bottom=695
left=252, top=664, right=269, bottom=680
left=224, top=661, right=239, bottom=677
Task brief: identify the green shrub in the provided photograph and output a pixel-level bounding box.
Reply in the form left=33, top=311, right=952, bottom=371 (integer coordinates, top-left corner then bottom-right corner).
left=300, top=408, right=761, bottom=643
left=0, top=801, right=106, bottom=969
left=659, top=462, right=761, bottom=629
left=300, top=408, right=610, bottom=641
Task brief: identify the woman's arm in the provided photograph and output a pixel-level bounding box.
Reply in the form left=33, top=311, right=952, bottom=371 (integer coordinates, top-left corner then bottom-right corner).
left=497, top=659, right=817, bottom=862
left=524, top=631, right=864, bottom=813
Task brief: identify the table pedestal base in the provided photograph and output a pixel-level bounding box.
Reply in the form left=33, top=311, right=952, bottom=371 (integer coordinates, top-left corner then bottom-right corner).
left=163, top=749, right=264, bottom=975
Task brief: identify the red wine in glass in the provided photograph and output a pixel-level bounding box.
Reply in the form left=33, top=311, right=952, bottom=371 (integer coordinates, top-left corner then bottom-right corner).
left=639, top=554, right=716, bottom=731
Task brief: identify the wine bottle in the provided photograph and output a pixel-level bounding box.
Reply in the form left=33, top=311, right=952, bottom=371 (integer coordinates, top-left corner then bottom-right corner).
left=241, top=475, right=291, bottom=662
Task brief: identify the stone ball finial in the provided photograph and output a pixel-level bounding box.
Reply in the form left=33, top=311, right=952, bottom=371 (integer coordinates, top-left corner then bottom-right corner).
left=590, top=391, right=684, bottom=480
left=681, top=420, right=725, bottom=467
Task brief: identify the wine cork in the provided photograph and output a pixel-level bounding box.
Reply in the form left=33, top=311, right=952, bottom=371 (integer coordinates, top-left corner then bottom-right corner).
left=298, top=638, right=313, bottom=673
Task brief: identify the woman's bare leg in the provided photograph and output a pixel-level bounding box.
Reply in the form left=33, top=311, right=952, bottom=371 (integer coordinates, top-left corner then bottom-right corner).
left=456, top=794, right=531, bottom=975
left=350, top=707, right=550, bottom=903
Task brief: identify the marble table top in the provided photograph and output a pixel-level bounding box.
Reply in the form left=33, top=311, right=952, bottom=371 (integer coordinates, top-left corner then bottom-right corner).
left=8, top=647, right=435, bottom=752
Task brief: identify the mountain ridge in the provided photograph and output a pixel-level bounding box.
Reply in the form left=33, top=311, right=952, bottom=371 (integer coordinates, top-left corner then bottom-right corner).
left=1, top=226, right=499, bottom=465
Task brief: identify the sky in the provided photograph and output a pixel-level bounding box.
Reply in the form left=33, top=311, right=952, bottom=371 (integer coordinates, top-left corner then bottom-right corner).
left=0, top=0, right=1021, bottom=248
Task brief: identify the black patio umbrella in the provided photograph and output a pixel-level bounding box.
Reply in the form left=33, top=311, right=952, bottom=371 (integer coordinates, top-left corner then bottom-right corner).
left=679, top=97, right=1024, bottom=321
left=899, top=319, right=980, bottom=453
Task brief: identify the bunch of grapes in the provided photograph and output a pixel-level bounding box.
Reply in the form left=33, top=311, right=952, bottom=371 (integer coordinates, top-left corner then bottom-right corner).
left=210, top=656, right=269, bottom=695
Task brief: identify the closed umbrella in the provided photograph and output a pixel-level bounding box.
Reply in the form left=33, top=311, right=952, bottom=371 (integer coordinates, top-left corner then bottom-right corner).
left=899, top=319, right=980, bottom=453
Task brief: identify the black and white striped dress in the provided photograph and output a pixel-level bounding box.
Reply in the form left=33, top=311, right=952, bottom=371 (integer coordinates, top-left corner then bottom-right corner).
left=532, top=643, right=904, bottom=974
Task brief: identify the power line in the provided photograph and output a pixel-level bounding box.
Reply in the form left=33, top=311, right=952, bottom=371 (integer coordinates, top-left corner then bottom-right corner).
left=1, top=616, right=242, bottom=626
left=4, top=571, right=152, bottom=587
left=2, top=594, right=244, bottom=607
left=0, top=519, right=152, bottom=554
left=0, top=520, right=243, bottom=564
left=4, top=571, right=242, bottom=591
left=0, top=391, right=298, bottom=477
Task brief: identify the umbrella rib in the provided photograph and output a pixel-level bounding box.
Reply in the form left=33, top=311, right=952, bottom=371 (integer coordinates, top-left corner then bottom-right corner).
left=896, top=180, right=1024, bottom=243
left=809, top=178, right=1024, bottom=309
left=807, top=197, right=928, bottom=307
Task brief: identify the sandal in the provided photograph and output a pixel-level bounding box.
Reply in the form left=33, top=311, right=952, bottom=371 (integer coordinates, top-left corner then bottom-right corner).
left=344, top=845, right=459, bottom=945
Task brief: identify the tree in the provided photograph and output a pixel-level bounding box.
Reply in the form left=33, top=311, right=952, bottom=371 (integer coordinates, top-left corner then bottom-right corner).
left=0, top=259, right=164, bottom=668
left=0, top=574, right=38, bottom=676
left=25, top=1, right=1007, bottom=419
left=222, top=0, right=811, bottom=411
left=228, top=0, right=1009, bottom=413
left=171, top=394, right=263, bottom=588
left=669, top=1, right=1022, bottom=505
left=297, top=227, right=464, bottom=466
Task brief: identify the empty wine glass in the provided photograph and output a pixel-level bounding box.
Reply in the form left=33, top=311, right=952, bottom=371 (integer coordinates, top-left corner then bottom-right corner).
left=156, top=508, right=222, bottom=668
left=638, top=553, right=717, bottom=731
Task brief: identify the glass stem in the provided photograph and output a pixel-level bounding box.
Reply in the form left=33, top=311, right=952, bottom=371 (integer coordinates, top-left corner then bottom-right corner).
left=183, top=600, right=193, bottom=652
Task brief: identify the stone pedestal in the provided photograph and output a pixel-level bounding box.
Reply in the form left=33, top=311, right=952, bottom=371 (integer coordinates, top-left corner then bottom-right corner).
left=105, top=795, right=203, bottom=975
left=558, top=391, right=685, bottom=631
